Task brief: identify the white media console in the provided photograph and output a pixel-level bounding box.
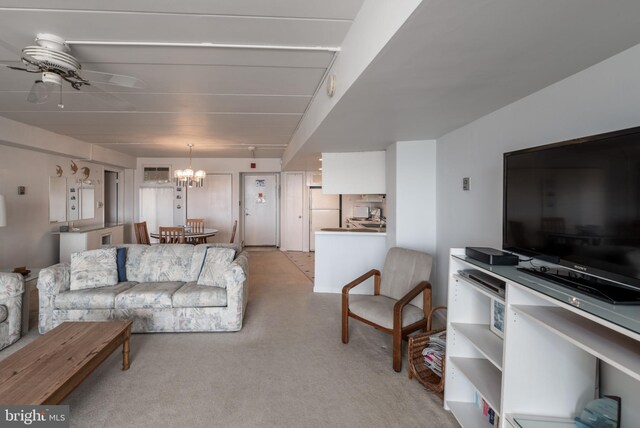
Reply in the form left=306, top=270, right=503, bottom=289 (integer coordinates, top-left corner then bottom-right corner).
left=444, top=248, right=640, bottom=428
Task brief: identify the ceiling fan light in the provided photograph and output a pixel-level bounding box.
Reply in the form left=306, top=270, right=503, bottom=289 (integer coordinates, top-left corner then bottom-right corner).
left=42, top=72, right=62, bottom=86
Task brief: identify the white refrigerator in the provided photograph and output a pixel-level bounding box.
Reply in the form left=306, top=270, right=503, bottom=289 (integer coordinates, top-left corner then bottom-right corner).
left=310, top=188, right=340, bottom=251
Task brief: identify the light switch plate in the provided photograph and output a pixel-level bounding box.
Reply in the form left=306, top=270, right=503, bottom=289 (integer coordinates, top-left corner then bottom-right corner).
left=463, top=177, right=470, bottom=191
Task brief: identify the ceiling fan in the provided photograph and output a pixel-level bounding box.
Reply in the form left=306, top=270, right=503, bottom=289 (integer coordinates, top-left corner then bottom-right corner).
left=0, top=33, right=145, bottom=109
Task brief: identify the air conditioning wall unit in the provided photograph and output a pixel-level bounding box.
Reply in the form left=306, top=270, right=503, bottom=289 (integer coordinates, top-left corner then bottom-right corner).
left=143, top=166, right=171, bottom=183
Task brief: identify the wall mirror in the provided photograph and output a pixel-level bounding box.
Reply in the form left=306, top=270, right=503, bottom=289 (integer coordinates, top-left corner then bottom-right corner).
left=49, top=177, right=95, bottom=223
left=49, top=177, right=67, bottom=222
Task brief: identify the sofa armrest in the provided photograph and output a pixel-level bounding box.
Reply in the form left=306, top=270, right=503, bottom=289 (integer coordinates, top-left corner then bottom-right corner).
left=38, top=263, right=70, bottom=334
left=225, top=251, right=249, bottom=315
left=37, top=263, right=70, bottom=297
left=0, top=272, right=25, bottom=298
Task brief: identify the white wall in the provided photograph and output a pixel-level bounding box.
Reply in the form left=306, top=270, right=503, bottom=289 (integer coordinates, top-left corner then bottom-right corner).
left=135, top=157, right=281, bottom=245
left=435, top=42, right=640, bottom=421
left=0, top=144, right=108, bottom=268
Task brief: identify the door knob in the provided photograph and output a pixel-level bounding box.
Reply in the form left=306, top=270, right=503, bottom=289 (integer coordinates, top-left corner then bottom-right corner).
left=298, top=215, right=302, bottom=219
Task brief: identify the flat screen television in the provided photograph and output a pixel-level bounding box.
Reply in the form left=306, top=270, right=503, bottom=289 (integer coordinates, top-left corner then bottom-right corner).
left=503, top=126, right=640, bottom=304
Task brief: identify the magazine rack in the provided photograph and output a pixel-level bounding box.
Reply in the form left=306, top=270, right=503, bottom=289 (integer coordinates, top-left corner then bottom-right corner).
left=408, top=306, right=448, bottom=399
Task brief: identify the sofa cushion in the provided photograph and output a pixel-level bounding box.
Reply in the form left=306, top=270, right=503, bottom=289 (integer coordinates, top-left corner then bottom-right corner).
left=197, top=248, right=236, bottom=287
left=126, top=244, right=194, bottom=283
left=114, top=281, right=184, bottom=308
left=70, top=248, right=118, bottom=291
left=189, top=243, right=242, bottom=281
left=55, top=282, right=137, bottom=310
left=348, top=295, right=424, bottom=329
left=172, top=282, right=227, bottom=308
left=116, top=248, right=127, bottom=282
left=0, top=305, right=7, bottom=324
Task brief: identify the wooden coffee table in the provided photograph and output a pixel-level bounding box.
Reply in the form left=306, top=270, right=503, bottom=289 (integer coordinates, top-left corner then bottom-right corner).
left=0, top=321, right=132, bottom=404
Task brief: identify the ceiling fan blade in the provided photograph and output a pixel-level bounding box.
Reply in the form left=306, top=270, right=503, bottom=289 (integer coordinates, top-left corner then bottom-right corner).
left=0, top=37, right=43, bottom=70
left=26, top=80, right=51, bottom=104
left=0, top=37, right=22, bottom=56
left=81, top=69, right=145, bottom=89
left=0, top=63, right=29, bottom=71
left=81, top=83, right=135, bottom=110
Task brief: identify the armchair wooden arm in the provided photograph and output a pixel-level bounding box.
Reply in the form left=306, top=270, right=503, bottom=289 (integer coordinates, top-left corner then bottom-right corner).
left=341, top=269, right=380, bottom=345
left=393, top=281, right=432, bottom=330
left=392, top=280, right=432, bottom=372
left=341, top=269, right=381, bottom=296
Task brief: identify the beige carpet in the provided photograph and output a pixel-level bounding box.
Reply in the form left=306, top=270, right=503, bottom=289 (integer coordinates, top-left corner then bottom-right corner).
left=1, top=250, right=458, bottom=428
left=283, top=250, right=315, bottom=281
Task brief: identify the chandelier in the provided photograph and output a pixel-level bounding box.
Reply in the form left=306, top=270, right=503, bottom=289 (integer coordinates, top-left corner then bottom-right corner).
left=174, top=144, right=206, bottom=188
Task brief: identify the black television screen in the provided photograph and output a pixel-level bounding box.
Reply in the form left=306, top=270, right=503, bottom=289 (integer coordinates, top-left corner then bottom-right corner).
left=503, top=126, right=640, bottom=292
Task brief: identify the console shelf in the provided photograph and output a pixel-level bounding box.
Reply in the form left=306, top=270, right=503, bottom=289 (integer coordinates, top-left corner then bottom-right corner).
left=512, top=304, right=640, bottom=381
left=445, top=248, right=640, bottom=428
left=448, top=401, right=494, bottom=428
left=450, top=357, right=502, bottom=413
left=451, top=323, right=503, bottom=370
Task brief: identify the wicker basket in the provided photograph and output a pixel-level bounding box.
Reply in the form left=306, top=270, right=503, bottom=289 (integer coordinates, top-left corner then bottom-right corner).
left=408, top=306, right=447, bottom=399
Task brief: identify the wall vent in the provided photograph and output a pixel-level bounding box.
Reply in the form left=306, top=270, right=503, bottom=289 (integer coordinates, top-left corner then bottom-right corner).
left=143, top=166, right=171, bottom=183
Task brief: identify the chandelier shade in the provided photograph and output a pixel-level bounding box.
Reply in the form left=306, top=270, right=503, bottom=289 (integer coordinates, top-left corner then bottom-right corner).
left=174, top=145, right=205, bottom=187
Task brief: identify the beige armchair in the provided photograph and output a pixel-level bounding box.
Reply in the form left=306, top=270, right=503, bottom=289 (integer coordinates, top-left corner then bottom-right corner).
left=342, top=247, right=433, bottom=372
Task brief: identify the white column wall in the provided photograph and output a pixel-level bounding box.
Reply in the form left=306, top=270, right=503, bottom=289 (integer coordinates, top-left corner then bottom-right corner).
left=385, top=140, right=438, bottom=297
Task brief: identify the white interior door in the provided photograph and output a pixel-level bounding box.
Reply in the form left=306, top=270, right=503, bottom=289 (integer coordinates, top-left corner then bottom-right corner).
left=104, top=170, right=118, bottom=224
left=284, top=173, right=304, bottom=251
left=187, top=173, right=233, bottom=243
left=139, top=187, right=174, bottom=239
left=244, top=174, right=277, bottom=246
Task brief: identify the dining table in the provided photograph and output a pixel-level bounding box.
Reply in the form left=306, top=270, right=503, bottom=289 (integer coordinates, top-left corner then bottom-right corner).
left=150, top=227, right=218, bottom=242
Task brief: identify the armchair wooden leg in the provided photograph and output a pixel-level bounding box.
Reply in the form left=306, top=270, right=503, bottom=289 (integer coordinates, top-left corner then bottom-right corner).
left=342, top=295, right=349, bottom=344
left=393, top=327, right=402, bottom=372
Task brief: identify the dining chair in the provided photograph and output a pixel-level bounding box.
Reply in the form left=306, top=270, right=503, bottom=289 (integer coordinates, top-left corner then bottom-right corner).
left=134, top=221, right=151, bottom=245
left=342, top=247, right=433, bottom=372
left=230, top=220, right=238, bottom=244
left=159, top=226, right=186, bottom=244
left=186, top=218, right=206, bottom=244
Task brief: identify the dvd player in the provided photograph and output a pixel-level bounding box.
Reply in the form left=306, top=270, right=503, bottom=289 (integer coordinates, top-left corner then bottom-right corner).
left=465, top=247, right=519, bottom=266
left=458, top=269, right=506, bottom=298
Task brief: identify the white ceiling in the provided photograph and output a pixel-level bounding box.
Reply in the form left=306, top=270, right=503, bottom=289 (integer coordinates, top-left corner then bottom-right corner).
left=285, top=0, right=640, bottom=170
left=0, top=0, right=364, bottom=158
left=3, top=1, right=640, bottom=165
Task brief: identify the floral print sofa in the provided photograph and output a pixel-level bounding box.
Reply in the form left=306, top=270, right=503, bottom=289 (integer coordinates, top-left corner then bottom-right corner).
left=0, top=272, right=24, bottom=349
left=38, top=243, right=248, bottom=334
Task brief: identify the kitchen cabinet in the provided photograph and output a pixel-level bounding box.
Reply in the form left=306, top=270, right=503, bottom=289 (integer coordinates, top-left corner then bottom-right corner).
left=321, top=151, right=386, bottom=195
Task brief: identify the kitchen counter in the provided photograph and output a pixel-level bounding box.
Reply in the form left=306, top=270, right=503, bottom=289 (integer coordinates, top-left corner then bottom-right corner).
left=314, top=230, right=387, bottom=294
left=345, top=217, right=386, bottom=231
left=320, top=228, right=386, bottom=233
